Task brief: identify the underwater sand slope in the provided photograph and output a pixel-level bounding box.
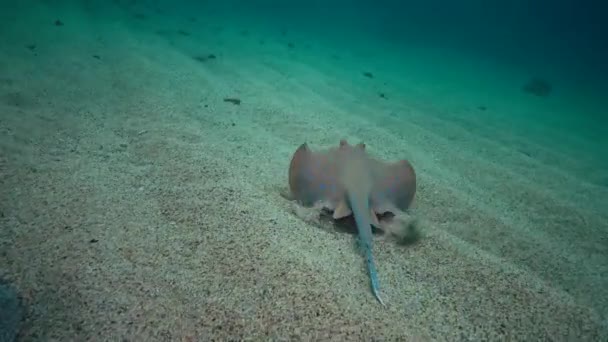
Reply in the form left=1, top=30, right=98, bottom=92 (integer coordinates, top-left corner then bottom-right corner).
left=1, top=2, right=607, bottom=341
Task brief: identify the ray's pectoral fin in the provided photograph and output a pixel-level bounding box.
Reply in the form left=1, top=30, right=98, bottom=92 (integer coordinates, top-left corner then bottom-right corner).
left=332, top=200, right=352, bottom=219
left=372, top=159, right=417, bottom=212
left=288, top=143, right=340, bottom=206
left=333, top=200, right=381, bottom=228
left=369, top=208, right=381, bottom=228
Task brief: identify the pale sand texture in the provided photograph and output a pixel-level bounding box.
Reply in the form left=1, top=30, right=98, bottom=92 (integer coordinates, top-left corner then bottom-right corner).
left=1, top=2, right=607, bottom=341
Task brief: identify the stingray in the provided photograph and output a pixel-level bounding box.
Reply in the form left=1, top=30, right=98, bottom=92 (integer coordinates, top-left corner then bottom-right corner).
left=288, top=139, right=417, bottom=305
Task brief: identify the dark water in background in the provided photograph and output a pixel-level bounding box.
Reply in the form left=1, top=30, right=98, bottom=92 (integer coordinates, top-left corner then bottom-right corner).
left=201, top=0, right=608, bottom=77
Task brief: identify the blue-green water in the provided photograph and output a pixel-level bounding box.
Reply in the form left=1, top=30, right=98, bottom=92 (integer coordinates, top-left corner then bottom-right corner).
left=1, top=0, right=607, bottom=340
left=199, top=0, right=608, bottom=91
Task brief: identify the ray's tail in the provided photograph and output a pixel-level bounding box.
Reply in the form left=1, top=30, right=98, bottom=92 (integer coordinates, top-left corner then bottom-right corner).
left=348, top=192, right=385, bottom=306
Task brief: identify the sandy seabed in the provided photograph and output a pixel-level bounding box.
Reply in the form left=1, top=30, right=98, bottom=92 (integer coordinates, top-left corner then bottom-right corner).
left=1, top=2, right=607, bottom=341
